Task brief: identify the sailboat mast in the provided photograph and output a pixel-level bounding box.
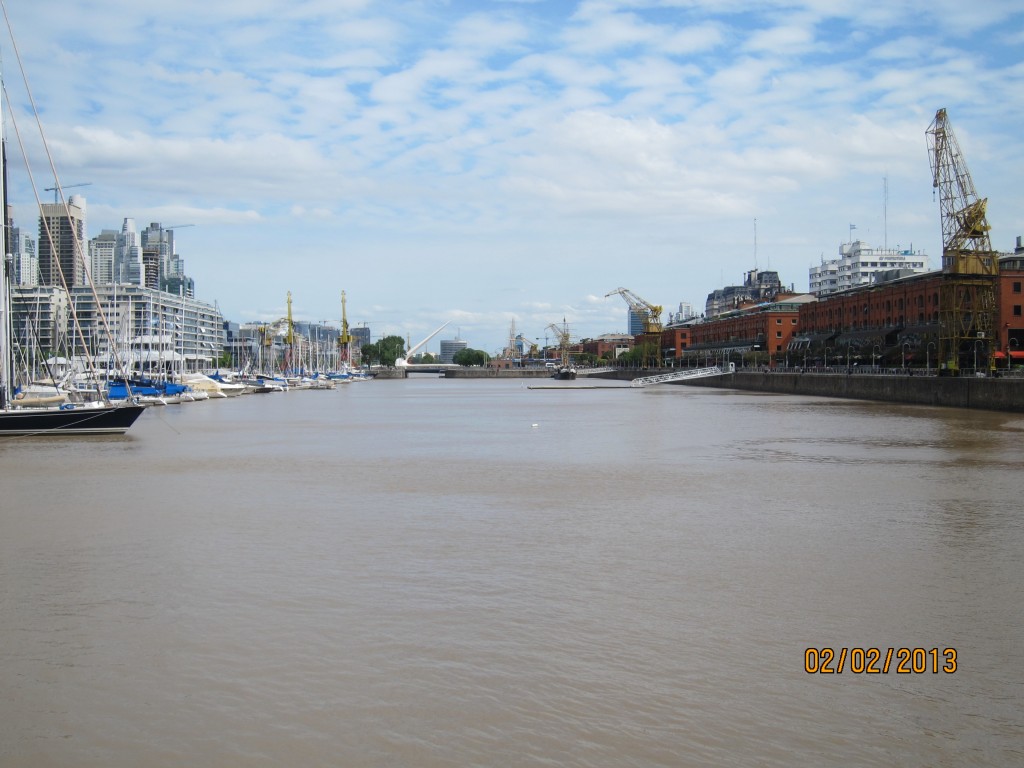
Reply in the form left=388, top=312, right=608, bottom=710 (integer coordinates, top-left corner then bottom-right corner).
left=0, top=76, right=12, bottom=408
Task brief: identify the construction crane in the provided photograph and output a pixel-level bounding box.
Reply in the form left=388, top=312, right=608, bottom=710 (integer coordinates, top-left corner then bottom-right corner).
left=926, top=108, right=998, bottom=375
left=43, top=181, right=91, bottom=204
left=606, top=287, right=664, bottom=367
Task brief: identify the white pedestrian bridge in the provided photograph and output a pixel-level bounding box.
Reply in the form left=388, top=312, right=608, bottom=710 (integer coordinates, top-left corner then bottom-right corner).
left=630, top=363, right=735, bottom=388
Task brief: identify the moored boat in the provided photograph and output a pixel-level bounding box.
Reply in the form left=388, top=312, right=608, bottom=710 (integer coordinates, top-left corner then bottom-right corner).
left=0, top=400, right=147, bottom=436
left=551, top=365, right=577, bottom=380
left=0, top=64, right=145, bottom=436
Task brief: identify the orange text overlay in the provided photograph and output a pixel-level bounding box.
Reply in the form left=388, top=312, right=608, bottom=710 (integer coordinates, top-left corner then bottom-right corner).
left=804, top=647, right=957, bottom=674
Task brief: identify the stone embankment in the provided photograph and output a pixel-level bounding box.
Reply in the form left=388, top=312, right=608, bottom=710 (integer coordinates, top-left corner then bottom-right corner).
left=381, top=365, right=1024, bottom=412
left=596, top=369, right=1023, bottom=413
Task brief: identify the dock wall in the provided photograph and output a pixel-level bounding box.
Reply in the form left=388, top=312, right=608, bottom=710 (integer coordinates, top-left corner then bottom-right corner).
left=382, top=366, right=1023, bottom=412
left=672, top=371, right=1024, bottom=413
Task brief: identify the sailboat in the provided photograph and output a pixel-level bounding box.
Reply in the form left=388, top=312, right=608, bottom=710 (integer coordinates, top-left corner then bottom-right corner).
left=0, top=42, right=146, bottom=435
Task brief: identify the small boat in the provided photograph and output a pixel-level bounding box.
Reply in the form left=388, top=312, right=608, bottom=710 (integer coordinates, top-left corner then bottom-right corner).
left=180, top=372, right=246, bottom=397
left=551, top=365, right=577, bottom=381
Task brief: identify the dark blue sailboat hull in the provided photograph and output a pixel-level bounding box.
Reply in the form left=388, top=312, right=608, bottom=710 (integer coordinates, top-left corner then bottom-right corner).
left=0, top=403, right=147, bottom=435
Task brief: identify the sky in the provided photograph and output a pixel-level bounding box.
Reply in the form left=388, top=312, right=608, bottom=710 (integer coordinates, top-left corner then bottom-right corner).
left=2, top=0, right=1022, bottom=355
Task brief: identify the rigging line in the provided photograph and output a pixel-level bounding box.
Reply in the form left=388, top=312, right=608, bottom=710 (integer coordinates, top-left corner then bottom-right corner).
left=0, top=9, right=130, bottom=387
left=149, top=404, right=181, bottom=435
left=1, top=81, right=97, bottom=379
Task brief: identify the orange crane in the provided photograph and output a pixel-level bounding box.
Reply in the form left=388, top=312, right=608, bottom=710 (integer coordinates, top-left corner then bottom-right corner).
left=926, top=109, right=998, bottom=375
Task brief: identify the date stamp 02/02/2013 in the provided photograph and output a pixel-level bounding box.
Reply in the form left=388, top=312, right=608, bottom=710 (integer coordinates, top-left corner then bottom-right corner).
left=804, top=647, right=958, bottom=674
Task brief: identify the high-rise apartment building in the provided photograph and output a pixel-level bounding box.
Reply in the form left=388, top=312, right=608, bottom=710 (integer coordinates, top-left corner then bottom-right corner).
left=116, top=218, right=142, bottom=284
left=141, top=222, right=186, bottom=287
left=10, top=226, right=38, bottom=286
left=37, top=196, right=87, bottom=287
left=90, top=229, right=118, bottom=285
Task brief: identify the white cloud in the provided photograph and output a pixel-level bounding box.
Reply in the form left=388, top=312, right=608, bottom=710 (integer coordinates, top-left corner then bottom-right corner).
left=1, top=0, right=1021, bottom=351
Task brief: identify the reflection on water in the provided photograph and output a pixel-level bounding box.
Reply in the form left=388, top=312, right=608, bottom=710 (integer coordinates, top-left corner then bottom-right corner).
left=1, top=380, right=1022, bottom=767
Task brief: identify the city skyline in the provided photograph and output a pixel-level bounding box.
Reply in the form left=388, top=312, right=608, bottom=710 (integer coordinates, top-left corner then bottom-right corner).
left=2, top=1, right=1022, bottom=354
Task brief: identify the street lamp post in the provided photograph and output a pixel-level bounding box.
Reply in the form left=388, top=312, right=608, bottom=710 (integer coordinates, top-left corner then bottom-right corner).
left=872, top=344, right=881, bottom=371
left=824, top=347, right=832, bottom=370
left=927, top=342, right=936, bottom=374
left=974, top=339, right=984, bottom=373
left=902, top=342, right=910, bottom=371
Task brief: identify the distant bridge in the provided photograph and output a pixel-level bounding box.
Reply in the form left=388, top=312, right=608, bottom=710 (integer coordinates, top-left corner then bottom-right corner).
left=403, top=364, right=461, bottom=373
left=630, top=364, right=735, bottom=388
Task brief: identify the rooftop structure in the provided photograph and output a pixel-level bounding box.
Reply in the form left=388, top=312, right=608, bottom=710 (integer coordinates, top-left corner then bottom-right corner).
left=705, top=269, right=785, bottom=318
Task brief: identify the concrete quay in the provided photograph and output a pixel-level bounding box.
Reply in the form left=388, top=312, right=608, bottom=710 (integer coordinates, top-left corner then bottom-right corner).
left=609, top=369, right=1024, bottom=413
left=380, top=365, right=1023, bottom=413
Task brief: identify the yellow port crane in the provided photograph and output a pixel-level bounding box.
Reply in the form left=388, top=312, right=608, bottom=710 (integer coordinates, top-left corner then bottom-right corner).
left=546, top=319, right=573, bottom=367
left=285, top=291, right=296, bottom=373
left=606, top=287, right=663, bottom=367
left=926, top=108, right=998, bottom=375
left=338, top=290, right=353, bottom=363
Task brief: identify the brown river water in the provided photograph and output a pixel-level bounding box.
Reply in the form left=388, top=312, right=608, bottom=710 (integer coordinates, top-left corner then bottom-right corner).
left=1, top=378, right=1022, bottom=767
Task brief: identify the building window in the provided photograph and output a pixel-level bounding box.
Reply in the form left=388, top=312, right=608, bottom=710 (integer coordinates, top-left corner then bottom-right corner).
left=1015, top=305, right=1022, bottom=317
left=1014, top=281, right=1022, bottom=294
left=776, top=331, right=782, bottom=339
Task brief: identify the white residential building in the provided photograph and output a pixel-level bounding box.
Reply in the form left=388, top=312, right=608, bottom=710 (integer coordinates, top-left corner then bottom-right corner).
left=90, top=229, right=118, bottom=285
left=810, top=240, right=930, bottom=296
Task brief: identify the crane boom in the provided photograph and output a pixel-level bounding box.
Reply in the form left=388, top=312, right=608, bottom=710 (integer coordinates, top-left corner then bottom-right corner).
left=604, top=287, right=663, bottom=333
left=926, top=109, right=997, bottom=276
left=606, top=287, right=664, bottom=367
left=43, top=181, right=91, bottom=204
left=925, top=108, right=998, bottom=375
